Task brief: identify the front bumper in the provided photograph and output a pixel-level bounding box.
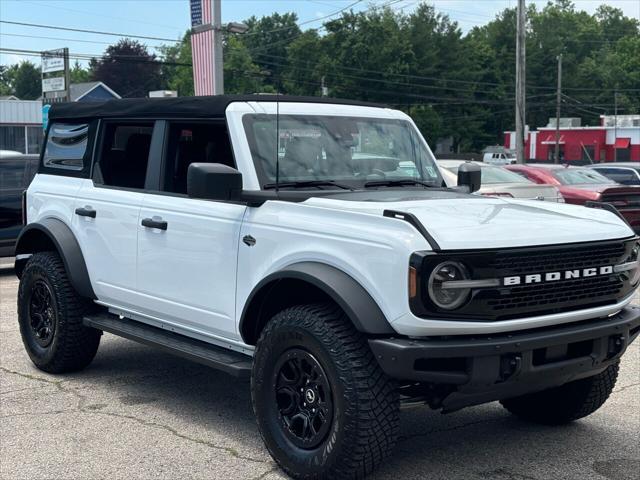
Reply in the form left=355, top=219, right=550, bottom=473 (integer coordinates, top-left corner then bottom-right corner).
left=370, top=306, right=640, bottom=411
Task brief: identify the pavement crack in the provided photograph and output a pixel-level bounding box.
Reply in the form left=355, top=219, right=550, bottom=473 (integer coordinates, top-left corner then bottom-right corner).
left=0, top=366, right=267, bottom=466
left=614, top=382, right=639, bottom=394
left=0, top=409, right=77, bottom=419
left=0, top=366, right=64, bottom=387
left=85, top=409, right=269, bottom=465
left=251, top=465, right=279, bottom=480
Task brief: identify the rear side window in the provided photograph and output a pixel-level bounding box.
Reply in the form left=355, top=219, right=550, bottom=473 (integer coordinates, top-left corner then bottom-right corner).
left=43, top=123, right=89, bottom=170
left=95, top=122, right=154, bottom=189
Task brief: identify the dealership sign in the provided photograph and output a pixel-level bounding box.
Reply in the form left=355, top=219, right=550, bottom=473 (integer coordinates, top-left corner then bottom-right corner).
left=42, top=76, right=66, bottom=93
left=42, top=51, right=65, bottom=73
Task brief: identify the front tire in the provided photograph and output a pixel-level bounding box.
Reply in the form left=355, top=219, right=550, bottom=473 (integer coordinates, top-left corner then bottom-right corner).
left=251, top=303, right=399, bottom=480
left=17, top=251, right=101, bottom=373
left=500, top=363, right=619, bottom=425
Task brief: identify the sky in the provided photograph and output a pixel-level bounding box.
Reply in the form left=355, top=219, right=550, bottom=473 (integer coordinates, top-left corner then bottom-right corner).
left=0, top=0, right=638, bottom=66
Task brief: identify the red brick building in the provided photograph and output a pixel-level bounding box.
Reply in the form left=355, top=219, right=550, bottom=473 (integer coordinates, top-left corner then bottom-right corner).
left=504, top=115, right=640, bottom=164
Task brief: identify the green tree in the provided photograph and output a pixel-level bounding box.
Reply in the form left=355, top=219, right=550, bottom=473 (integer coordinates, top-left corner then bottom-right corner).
left=241, top=12, right=302, bottom=91
left=8, top=61, right=41, bottom=100
left=320, top=7, right=414, bottom=103
left=0, top=65, right=14, bottom=96
left=70, top=61, right=91, bottom=84
left=224, top=35, right=267, bottom=94
left=282, top=30, right=324, bottom=96
left=161, top=32, right=194, bottom=96
left=90, top=39, right=161, bottom=97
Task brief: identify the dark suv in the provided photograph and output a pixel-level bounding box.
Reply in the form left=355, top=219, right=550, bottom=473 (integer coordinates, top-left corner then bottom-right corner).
left=0, top=154, right=39, bottom=257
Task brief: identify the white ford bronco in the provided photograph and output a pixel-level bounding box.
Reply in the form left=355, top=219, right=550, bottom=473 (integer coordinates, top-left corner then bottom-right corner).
left=15, top=95, right=640, bottom=479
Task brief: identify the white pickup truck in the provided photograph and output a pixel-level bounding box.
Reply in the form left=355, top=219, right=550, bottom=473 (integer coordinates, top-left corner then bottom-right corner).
left=15, top=95, right=640, bottom=479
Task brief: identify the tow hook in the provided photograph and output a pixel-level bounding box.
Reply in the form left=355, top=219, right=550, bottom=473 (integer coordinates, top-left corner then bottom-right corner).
left=607, top=335, right=625, bottom=359
left=499, top=354, right=522, bottom=382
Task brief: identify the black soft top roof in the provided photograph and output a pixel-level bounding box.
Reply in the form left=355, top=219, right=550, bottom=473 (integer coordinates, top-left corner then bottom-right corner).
left=48, top=95, right=384, bottom=121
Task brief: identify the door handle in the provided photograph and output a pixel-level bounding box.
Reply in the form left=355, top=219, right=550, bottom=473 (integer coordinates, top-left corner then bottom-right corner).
left=75, top=207, right=96, bottom=218
left=141, top=218, right=168, bottom=230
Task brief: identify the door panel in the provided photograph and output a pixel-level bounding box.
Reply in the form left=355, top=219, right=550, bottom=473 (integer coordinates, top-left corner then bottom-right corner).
left=137, top=194, right=246, bottom=340
left=72, top=180, right=145, bottom=308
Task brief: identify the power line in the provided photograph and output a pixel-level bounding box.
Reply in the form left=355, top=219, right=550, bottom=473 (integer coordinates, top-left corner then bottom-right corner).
left=243, top=0, right=365, bottom=37
left=0, top=32, right=165, bottom=49
left=0, top=20, right=180, bottom=43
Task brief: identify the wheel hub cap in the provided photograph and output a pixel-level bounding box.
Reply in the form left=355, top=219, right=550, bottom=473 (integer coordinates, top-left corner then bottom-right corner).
left=28, top=280, right=56, bottom=347
left=273, top=348, right=334, bottom=449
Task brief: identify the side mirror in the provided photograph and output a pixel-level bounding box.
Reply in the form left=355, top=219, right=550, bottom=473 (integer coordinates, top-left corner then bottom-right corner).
left=457, top=162, right=481, bottom=193
left=187, top=163, right=242, bottom=201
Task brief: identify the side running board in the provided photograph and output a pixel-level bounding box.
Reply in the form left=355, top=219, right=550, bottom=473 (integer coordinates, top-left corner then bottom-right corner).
left=83, top=313, right=252, bottom=378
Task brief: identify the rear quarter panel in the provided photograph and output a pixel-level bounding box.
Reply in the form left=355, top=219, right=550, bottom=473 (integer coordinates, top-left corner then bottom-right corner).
left=27, top=174, right=84, bottom=227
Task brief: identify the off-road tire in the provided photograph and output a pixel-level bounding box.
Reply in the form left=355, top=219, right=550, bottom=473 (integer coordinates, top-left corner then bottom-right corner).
left=251, top=303, right=400, bottom=480
left=17, top=251, right=101, bottom=373
left=500, top=362, right=619, bottom=425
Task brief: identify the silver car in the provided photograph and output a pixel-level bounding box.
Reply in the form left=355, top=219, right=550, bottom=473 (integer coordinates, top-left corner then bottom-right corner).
left=438, top=160, right=564, bottom=202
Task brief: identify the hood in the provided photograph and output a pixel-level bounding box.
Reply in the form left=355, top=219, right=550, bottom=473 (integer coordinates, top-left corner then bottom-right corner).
left=304, top=192, right=633, bottom=250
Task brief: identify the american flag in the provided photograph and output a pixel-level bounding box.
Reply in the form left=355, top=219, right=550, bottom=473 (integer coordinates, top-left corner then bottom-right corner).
left=190, top=0, right=214, bottom=96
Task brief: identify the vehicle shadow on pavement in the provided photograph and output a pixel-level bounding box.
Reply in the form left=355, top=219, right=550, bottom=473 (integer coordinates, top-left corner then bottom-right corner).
left=72, top=337, right=637, bottom=480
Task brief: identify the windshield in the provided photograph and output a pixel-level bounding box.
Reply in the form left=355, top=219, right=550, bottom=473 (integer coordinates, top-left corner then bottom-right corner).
left=553, top=168, right=615, bottom=185
left=242, top=114, right=443, bottom=189
left=443, top=164, right=531, bottom=185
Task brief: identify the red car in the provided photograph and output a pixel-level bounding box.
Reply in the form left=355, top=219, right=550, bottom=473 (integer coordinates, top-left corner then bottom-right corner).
left=505, top=164, right=640, bottom=233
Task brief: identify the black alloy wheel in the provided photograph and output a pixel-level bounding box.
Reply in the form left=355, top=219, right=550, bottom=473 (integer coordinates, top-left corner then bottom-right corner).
left=273, top=348, right=334, bottom=449
left=27, top=279, right=57, bottom=348
left=18, top=251, right=101, bottom=373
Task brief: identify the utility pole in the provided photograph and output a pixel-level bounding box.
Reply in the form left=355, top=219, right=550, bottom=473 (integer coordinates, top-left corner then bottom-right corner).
left=614, top=90, right=618, bottom=162
left=554, top=53, right=562, bottom=164
left=321, top=76, right=328, bottom=97
left=212, top=0, right=224, bottom=95
left=515, top=0, right=526, bottom=164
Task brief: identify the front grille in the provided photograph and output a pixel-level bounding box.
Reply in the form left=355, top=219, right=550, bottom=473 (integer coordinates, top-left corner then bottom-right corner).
left=481, top=240, right=633, bottom=320
left=489, top=242, right=626, bottom=275
left=410, top=239, right=637, bottom=322
left=488, top=276, right=624, bottom=312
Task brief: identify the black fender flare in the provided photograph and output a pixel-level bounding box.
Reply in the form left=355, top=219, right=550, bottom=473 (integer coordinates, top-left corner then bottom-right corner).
left=240, top=262, right=394, bottom=344
left=14, top=218, right=96, bottom=299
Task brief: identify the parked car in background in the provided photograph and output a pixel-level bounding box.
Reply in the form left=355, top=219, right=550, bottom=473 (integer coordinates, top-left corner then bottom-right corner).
left=506, top=163, right=640, bottom=233
left=589, top=163, right=640, bottom=185
left=0, top=154, right=38, bottom=257
left=483, top=151, right=516, bottom=165
left=0, top=150, right=24, bottom=158
left=439, top=160, right=564, bottom=202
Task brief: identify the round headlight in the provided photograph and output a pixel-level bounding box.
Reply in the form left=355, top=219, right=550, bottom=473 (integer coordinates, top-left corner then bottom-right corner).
left=428, top=261, right=471, bottom=310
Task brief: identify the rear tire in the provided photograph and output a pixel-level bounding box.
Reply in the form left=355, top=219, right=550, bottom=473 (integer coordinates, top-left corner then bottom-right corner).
left=17, top=251, right=101, bottom=373
left=500, top=363, right=619, bottom=425
left=251, top=303, right=399, bottom=480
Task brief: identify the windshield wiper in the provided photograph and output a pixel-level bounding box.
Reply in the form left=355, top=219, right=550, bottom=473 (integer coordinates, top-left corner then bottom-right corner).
left=263, top=180, right=354, bottom=191
left=364, top=179, right=434, bottom=189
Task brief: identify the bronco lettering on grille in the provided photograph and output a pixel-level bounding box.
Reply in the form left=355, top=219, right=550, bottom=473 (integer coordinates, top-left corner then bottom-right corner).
left=503, top=265, right=614, bottom=286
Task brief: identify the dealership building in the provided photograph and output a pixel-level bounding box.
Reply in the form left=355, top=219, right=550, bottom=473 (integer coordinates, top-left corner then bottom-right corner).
left=504, top=115, right=640, bottom=163
left=0, top=82, right=120, bottom=154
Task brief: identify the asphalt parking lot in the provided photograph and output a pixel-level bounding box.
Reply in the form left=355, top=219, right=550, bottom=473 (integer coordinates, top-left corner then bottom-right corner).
left=1, top=257, right=638, bottom=480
